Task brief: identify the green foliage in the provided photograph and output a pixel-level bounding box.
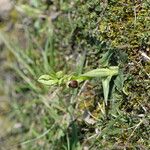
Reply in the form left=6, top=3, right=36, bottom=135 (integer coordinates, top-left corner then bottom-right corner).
left=38, top=67, right=118, bottom=86
left=38, top=66, right=119, bottom=106
left=81, top=66, right=118, bottom=78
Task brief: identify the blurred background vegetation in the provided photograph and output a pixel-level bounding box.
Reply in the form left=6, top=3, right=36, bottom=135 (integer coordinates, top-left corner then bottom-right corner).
left=0, top=0, right=149, bottom=149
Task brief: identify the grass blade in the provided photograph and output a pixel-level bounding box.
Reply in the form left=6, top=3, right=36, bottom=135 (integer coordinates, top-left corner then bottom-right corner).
left=102, top=76, right=112, bottom=105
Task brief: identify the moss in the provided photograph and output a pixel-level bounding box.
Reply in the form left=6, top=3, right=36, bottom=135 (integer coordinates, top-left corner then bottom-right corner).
left=52, top=0, right=150, bottom=128
left=68, top=0, right=150, bottom=112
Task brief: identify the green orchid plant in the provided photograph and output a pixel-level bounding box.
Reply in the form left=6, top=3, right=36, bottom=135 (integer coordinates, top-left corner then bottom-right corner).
left=38, top=66, right=119, bottom=105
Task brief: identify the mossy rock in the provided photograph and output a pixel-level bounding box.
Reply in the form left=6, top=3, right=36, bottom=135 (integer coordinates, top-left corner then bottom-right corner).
left=67, top=0, right=150, bottom=112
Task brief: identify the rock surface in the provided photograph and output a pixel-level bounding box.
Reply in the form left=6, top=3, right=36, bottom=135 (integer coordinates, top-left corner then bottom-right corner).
left=0, top=0, right=13, bottom=20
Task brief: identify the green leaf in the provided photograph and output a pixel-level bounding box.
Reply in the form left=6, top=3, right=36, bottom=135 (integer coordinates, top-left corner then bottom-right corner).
left=72, top=76, right=89, bottom=83
left=15, top=4, right=42, bottom=18
left=81, top=66, right=118, bottom=78
left=56, top=71, right=64, bottom=79
left=114, top=70, right=125, bottom=91
left=102, top=76, right=112, bottom=105
left=38, top=75, right=58, bottom=85
left=100, top=50, right=113, bottom=67
left=38, top=79, right=58, bottom=86
left=38, top=75, right=52, bottom=80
